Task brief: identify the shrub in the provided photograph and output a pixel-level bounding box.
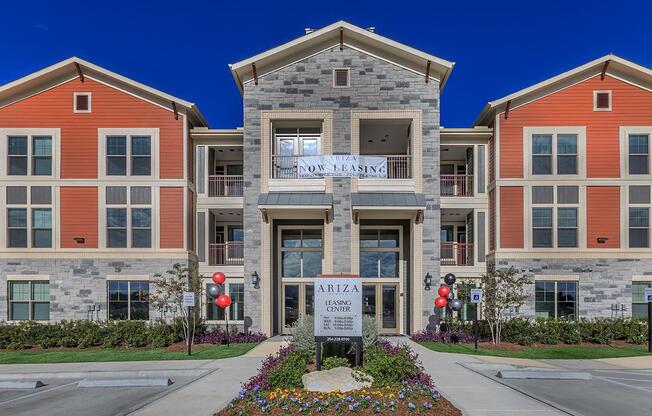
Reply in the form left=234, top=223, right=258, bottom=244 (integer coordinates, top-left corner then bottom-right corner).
left=242, top=345, right=296, bottom=391
left=623, top=319, right=647, bottom=344
left=362, top=342, right=422, bottom=386
left=323, top=356, right=350, bottom=370
left=267, top=350, right=311, bottom=389
left=362, top=316, right=379, bottom=350
left=289, top=315, right=315, bottom=352
left=502, top=318, right=537, bottom=345
left=536, top=319, right=561, bottom=345
left=194, top=326, right=267, bottom=345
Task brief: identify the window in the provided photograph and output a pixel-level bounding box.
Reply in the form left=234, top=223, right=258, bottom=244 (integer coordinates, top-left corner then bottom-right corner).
left=593, top=90, right=611, bottom=111
left=628, top=134, right=649, bottom=175
left=359, top=228, right=401, bottom=278
left=6, top=186, right=53, bottom=248
left=106, top=135, right=151, bottom=176
left=105, top=186, right=152, bottom=248
left=535, top=280, right=577, bottom=319
left=632, top=281, right=652, bottom=318
left=108, top=280, right=149, bottom=320
left=531, top=186, right=580, bottom=248
left=74, top=93, right=91, bottom=113
left=9, top=280, right=50, bottom=320
left=629, top=207, right=649, bottom=248
left=280, top=228, right=323, bottom=278
left=530, top=132, right=579, bottom=176
left=333, top=68, right=350, bottom=87
left=8, top=135, right=53, bottom=176
left=273, top=126, right=322, bottom=178
left=206, top=282, right=245, bottom=321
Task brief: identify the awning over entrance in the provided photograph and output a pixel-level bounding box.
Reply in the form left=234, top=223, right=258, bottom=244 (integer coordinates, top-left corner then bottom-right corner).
left=351, top=192, right=426, bottom=224
left=257, top=192, right=333, bottom=223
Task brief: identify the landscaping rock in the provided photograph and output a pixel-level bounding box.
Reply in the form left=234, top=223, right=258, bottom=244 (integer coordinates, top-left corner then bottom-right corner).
left=302, top=367, right=373, bottom=392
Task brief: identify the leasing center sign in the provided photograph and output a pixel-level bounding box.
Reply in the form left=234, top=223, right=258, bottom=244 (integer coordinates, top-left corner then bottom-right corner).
left=298, top=155, right=387, bottom=178
left=314, top=275, right=363, bottom=342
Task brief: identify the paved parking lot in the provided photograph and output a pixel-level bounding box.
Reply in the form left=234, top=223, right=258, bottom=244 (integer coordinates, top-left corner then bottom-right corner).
left=468, top=365, right=652, bottom=416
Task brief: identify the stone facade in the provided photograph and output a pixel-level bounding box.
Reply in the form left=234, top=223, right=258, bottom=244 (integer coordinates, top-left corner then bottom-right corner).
left=0, top=257, right=190, bottom=322
left=495, top=258, right=648, bottom=318
left=242, top=45, right=441, bottom=334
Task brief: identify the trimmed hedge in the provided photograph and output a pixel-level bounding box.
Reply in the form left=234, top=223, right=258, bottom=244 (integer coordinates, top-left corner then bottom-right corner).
left=0, top=319, right=265, bottom=350
left=412, top=317, right=648, bottom=346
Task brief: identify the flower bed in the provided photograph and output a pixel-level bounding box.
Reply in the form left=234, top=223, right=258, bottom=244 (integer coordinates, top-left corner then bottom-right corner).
left=194, top=327, right=267, bottom=345
left=218, top=340, right=460, bottom=416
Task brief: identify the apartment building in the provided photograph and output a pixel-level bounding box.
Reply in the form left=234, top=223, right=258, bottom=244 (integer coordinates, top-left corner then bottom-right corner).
left=1, top=21, right=651, bottom=334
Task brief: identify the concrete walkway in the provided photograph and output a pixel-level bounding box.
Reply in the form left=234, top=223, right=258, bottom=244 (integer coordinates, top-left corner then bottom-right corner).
left=396, top=338, right=566, bottom=416
left=129, top=336, right=289, bottom=416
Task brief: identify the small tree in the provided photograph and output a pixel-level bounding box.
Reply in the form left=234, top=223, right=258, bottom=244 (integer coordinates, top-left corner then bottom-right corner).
left=149, top=263, right=203, bottom=348
left=480, top=266, right=531, bottom=344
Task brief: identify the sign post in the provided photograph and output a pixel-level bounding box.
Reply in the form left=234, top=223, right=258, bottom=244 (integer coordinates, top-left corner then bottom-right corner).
left=646, top=288, right=652, bottom=353
left=182, top=291, right=195, bottom=356
left=470, top=288, right=483, bottom=350
left=314, top=274, right=363, bottom=370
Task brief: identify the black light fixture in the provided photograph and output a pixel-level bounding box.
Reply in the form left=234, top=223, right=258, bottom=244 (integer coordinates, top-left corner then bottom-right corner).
left=424, top=272, right=432, bottom=290
left=251, top=271, right=260, bottom=289
left=73, top=237, right=85, bottom=244
left=597, top=237, right=609, bottom=244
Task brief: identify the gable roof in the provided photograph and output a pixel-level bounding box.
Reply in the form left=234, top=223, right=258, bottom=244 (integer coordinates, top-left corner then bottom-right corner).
left=229, top=21, right=454, bottom=93
left=473, top=54, right=652, bottom=126
left=0, top=57, right=208, bottom=126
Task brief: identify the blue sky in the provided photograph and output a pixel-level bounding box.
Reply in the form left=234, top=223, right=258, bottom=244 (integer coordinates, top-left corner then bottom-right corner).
left=2, top=0, right=651, bottom=128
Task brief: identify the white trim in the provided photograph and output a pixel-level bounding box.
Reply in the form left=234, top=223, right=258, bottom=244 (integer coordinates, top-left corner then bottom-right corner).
left=3, top=184, right=55, bottom=250
left=106, top=274, right=150, bottom=281
left=73, top=92, right=92, bottom=113
left=534, top=274, right=579, bottom=281
left=593, top=90, right=612, bottom=112
left=632, top=275, right=652, bottom=282
left=100, top=184, right=156, bottom=250
left=619, top=126, right=652, bottom=179
left=527, top=184, right=583, bottom=250
left=97, top=128, right=159, bottom=181
left=7, top=274, right=50, bottom=281
left=523, top=126, right=586, bottom=179
left=0, top=128, right=60, bottom=180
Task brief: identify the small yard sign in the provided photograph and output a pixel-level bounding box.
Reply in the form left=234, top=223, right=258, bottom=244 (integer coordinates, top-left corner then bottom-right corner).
left=314, top=275, right=363, bottom=342
left=182, top=291, right=195, bottom=307
left=645, top=288, right=652, bottom=303
left=470, top=288, right=483, bottom=304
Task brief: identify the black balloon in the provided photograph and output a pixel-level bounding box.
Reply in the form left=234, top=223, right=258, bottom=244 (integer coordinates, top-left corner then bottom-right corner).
left=447, top=291, right=454, bottom=300
left=444, top=273, right=456, bottom=285
left=450, top=299, right=463, bottom=311
left=207, top=285, right=221, bottom=297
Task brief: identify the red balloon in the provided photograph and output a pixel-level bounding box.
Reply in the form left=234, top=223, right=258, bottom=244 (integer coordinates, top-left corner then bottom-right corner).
left=435, top=296, right=448, bottom=308
left=216, top=294, right=232, bottom=309
left=212, top=272, right=226, bottom=285
left=438, top=285, right=451, bottom=297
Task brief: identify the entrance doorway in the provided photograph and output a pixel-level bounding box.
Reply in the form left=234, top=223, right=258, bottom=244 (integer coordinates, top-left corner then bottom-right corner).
left=362, top=283, right=400, bottom=333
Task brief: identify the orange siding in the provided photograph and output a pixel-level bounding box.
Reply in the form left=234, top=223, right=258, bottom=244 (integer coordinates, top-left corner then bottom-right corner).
left=499, top=186, right=524, bottom=248
left=499, top=75, right=652, bottom=179
left=160, top=187, right=184, bottom=249
left=0, top=78, right=184, bottom=179
left=586, top=186, right=621, bottom=248
left=60, top=187, right=98, bottom=248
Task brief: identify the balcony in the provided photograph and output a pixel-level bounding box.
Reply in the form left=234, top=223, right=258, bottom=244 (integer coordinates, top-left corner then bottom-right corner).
left=441, top=174, right=474, bottom=197
left=208, top=175, right=243, bottom=197
left=441, top=242, right=474, bottom=266
left=208, top=242, right=244, bottom=266
left=271, top=155, right=411, bottom=179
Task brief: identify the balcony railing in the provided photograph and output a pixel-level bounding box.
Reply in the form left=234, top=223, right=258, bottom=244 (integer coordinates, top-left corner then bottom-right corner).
left=208, top=175, right=243, bottom=197
left=208, top=242, right=244, bottom=266
left=271, top=155, right=412, bottom=179
left=441, top=174, right=474, bottom=197
left=441, top=242, right=473, bottom=266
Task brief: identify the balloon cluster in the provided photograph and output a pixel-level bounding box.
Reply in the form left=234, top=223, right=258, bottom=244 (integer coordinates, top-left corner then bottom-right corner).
left=210, top=272, right=232, bottom=309
left=434, top=273, right=463, bottom=311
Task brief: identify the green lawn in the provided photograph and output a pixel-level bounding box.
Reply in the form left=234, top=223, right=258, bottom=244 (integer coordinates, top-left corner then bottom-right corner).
left=420, top=342, right=652, bottom=359
left=0, top=343, right=257, bottom=364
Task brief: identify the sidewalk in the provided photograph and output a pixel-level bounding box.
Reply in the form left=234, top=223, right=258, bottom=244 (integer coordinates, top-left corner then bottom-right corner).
left=396, top=338, right=565, bottom=416
left=129, top=336, right=289, bottom=416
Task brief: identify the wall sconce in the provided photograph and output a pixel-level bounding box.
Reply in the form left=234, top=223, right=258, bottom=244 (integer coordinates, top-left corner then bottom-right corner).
left=597, top=237, right=608, bottom=244
left=423, top=272, right=432, bottom=290
left=73, top=237, right=85, bottom=244
left=251, top=271, right=260, bottom=289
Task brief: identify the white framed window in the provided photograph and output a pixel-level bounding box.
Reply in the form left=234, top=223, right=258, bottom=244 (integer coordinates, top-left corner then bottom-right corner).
left=333, top=68, right=350, bottom=88
left=98, top=128, right=159, bottom=180
left=632, top=277, right=652, bottom=318
left=8, top=276, right=50, bottom=321
left=272, top=124, right=322, bottom=179
left=5, top=186, right=53, bottom=249
left=278, top=226, right=323, bottom=279
left=524, top=127, right=586, bottom=178
left=620, top=127, right=652, bottom=178
left=204, top=280, right=245, bottom=322
left=104, top=186, right=153, bottom=249
left=359, top=227, right=402, bottom=279
left=0, top=128, right=59, bottom=178
left=107, top=279, right=149, bottom=320
left=535, top=277, right=578, bottom=319
left=593, top=90, right=611, bottom=112
left=73, top=92, right=92, bottom=113
left=530, top=185, right=580, bottom=249
left=627, top=185, right=651, bottom=248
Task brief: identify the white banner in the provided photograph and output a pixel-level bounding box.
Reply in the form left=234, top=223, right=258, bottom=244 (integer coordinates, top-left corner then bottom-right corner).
left=298, top=155, right=387, bottom=178
left=314, top=276, right=363, bottom=340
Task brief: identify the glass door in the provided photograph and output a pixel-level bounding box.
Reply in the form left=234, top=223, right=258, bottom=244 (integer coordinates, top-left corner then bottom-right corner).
left=362, top=283, right=399, bottom=334
left=282, top=283, right=314, bottom=333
